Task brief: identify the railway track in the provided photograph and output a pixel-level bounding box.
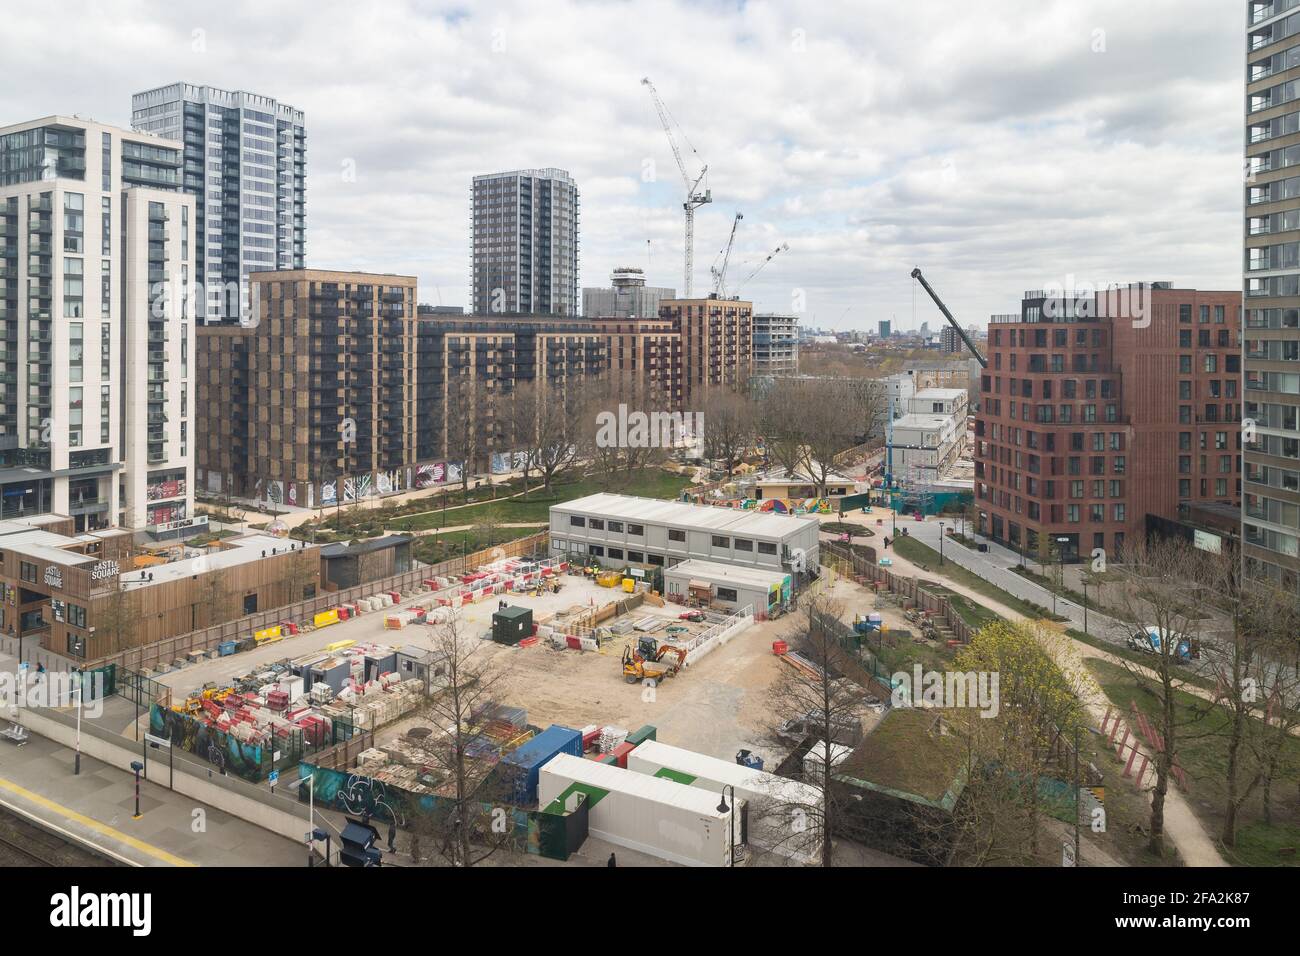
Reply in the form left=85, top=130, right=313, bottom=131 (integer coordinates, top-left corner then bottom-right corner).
left=0, top=805, right=122, bottom=867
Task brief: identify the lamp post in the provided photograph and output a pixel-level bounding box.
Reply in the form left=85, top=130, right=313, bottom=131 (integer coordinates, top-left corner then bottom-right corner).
left=938, top=521, right=946, bottom=565
left=716, top=785, right=737, bottom=866
left=130, top=760, right=144, bottom=819
left=1082, top=577, right=1089, bottom=636
left=1054, top=536, right=1070, bottom=617
left=74, top=670, right=83, bottom=776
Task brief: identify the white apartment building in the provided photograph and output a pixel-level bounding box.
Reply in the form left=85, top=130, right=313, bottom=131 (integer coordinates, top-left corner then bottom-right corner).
left=0, top=116, right=194, bottom=533
left=131, top=83, right=306, bottom=325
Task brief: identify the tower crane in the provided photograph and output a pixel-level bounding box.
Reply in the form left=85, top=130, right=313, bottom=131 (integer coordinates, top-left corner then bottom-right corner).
left=909, top=267, right=988, bottom=368
left=710, top=212, right=743, bottom=296
left=642, top=77, right=712, bottom=297
left=735, top=242, right=790, bottom=295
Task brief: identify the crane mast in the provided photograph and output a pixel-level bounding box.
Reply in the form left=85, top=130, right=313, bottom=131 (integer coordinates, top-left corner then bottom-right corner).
left=642, top=77, right=712, bottom=297
left=711, top=212, right=742, bottom=296
left=909, top=267, right=988, bottom=368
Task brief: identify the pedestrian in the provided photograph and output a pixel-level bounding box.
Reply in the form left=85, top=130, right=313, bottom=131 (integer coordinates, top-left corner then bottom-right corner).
left=607, top=852, right=617, bottom=867
left=387, top=822, right=397, bottom=853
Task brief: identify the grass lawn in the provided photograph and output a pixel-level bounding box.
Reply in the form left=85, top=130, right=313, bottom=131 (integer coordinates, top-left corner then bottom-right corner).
left=409, top=526, right=545, bottom=565
left=924, top=583, right=1001, bottom=632
left=892, top=536, right=1066, bottom=623
left=386, top=467, right=694, bottom=532
left=1085, top=657, right=1300, bottom=867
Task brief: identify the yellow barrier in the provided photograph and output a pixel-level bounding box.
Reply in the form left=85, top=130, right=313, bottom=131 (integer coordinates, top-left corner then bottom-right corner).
left=324, top=639, right=355, bottom=652
left=314, top=609, right=340, bottom=628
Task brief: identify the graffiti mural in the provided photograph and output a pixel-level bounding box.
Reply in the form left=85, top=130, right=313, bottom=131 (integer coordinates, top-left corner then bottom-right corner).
left=150, top=703, right=266, bottom=782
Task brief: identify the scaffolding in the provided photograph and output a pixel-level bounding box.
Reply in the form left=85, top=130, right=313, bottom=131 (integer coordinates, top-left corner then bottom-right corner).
left=895, top=462, right=935, bottom=518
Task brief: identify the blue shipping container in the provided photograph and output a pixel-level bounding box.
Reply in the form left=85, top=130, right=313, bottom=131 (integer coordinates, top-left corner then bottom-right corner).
left=501, top=724, right=583, bottom=805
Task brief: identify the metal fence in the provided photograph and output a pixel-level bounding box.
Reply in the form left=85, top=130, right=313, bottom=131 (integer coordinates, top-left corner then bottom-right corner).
left=821, top=541, right=975, bottom=644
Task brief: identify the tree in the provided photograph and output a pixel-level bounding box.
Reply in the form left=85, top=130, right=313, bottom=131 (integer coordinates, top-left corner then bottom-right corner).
left=701, top=389, right=755, bottom=478
left=1201, top=555, right=1300, bottom=847
left=97, top=584, right=141, bottom=653
left=444, top=369, right=483, bottom=495
left=196, top=567, right=234, bottom=627
left=942, top=621, right=1089, bottom=865
left=764, top=593, right=871, bottom=866
left=1107, top=536, right=1216, bottom=857
left=407, top=612, right=515, bottom=867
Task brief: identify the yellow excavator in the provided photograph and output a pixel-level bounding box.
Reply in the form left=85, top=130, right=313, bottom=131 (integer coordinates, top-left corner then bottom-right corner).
left=621, top=640, right=688, bottom=685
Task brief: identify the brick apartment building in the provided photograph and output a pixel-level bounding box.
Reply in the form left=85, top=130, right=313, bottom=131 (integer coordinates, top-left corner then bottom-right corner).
left=656, top=297, right=753, bottom=405
left=975, top=285, right=1241, bottom=562
left=197, top=270, right=419, bottom=508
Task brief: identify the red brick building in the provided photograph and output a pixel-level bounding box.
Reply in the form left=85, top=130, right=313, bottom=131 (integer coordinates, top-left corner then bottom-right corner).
left=975, top=285, right=1241, bottom=562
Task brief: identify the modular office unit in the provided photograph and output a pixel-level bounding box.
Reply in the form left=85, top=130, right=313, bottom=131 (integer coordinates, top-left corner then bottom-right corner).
left=538, top=753, right=741, bottom=867
left=663, top=559, right=792, bottom=615
left=626, top=740, right=824, bottom=864
left=549, top=493, right=820, bottom=576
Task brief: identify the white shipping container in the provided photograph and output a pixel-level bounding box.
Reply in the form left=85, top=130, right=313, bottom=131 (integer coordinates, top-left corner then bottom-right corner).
left=626, top=740, right=824, bottom=864
left=538, top=754, right=740, bottom=867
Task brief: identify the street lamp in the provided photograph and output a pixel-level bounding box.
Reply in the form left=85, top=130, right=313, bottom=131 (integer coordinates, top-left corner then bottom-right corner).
left=716, top=785, right=737, bottom=866
left=1054, top=536, right=1070, bottom=617
left=130, top=760, right=144, bottom=819
left=74, top=670, right=83, bottom=776
left=938, top=521, right=946, bottom=565
left=1081, top=576, right=1089, bottom=636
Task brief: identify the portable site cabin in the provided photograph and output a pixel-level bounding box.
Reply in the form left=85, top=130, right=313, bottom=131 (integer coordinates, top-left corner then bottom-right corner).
left=663, top=559, right=792, bottom=615
left=492, top=606, right=534, bottom=645
left=538, top=753, right=742, bottom=867
left=625, top=740, right=824, bottom=864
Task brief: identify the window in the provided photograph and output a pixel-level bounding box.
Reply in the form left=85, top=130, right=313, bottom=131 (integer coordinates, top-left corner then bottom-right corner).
left=668, top=528, right=685, bottom=542
left=717, top=587, right=739, bottom=603
left=733, top=538, right=753, bottom=551
left=589, top=518, right=605, bottom=531
left=711, top=535, right=730, bottom=549
left=608, top=520, right=623, bottom=533
left=67, top=603, right=87, bottom=629
left=647, top=553, right=664, bottom=566
left=627, top=524, right=644, bottom=536
left=569, top=515, right=585, bottom=527
left=757, top=541, right=777, bottom=555
left=627, top=550, right=644, bottom=563
left=20, top=561, right=37, bottom=583
left=607, top=547, right=623, bottom=560
left=588, top=545, right=604, bottom=557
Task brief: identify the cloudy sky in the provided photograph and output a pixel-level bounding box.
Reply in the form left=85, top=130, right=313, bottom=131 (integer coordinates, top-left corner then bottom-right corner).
left=3, top=0, right=1242, bottom=330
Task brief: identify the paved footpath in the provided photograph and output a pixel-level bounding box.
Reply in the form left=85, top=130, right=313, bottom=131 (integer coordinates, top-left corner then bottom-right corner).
left=0, top=729, right=306, bottom=867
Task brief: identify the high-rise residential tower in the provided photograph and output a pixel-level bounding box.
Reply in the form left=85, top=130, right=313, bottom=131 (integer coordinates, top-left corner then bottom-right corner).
left=131, top=83, right=305, bottom=324
left=472, top=168, right=579, bottom=316
left=1246, top=2, right=1300, bottom=594
left=0, top=116, right=195, bottom=532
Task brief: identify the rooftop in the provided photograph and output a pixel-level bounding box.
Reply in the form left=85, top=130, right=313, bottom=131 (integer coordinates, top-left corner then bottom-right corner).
left=553, top=493, right=818, bottom=538
left=835, top=707, right=968, bottom=810
left=120, top=534, right=316, bottom=590
left=664, top=559, right=791, bottom=590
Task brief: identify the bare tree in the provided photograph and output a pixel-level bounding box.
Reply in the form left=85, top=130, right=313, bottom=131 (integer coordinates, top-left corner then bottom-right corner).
left=445, top=370, right=483, bottom=496
left=764, top=593, right=873, bottom=866
left=1203, top=556, right=1300, bottom=847
left=408, top=613, right=515, bottom=867
left=701, top=389, right=756, bottom=478
left=1107, top=536, right=1216, bottom=857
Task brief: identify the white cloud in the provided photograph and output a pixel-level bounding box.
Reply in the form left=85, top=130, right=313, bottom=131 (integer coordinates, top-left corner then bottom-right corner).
left=0, top=0, right=1240, bottom=329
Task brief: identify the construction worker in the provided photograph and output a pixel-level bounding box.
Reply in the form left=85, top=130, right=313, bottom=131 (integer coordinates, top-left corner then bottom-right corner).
left=607, top=852, right=617, bottom=868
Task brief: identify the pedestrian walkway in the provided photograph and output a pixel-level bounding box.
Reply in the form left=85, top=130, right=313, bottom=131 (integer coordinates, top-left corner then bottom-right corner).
left=0, top=730, right=305, bottom=867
